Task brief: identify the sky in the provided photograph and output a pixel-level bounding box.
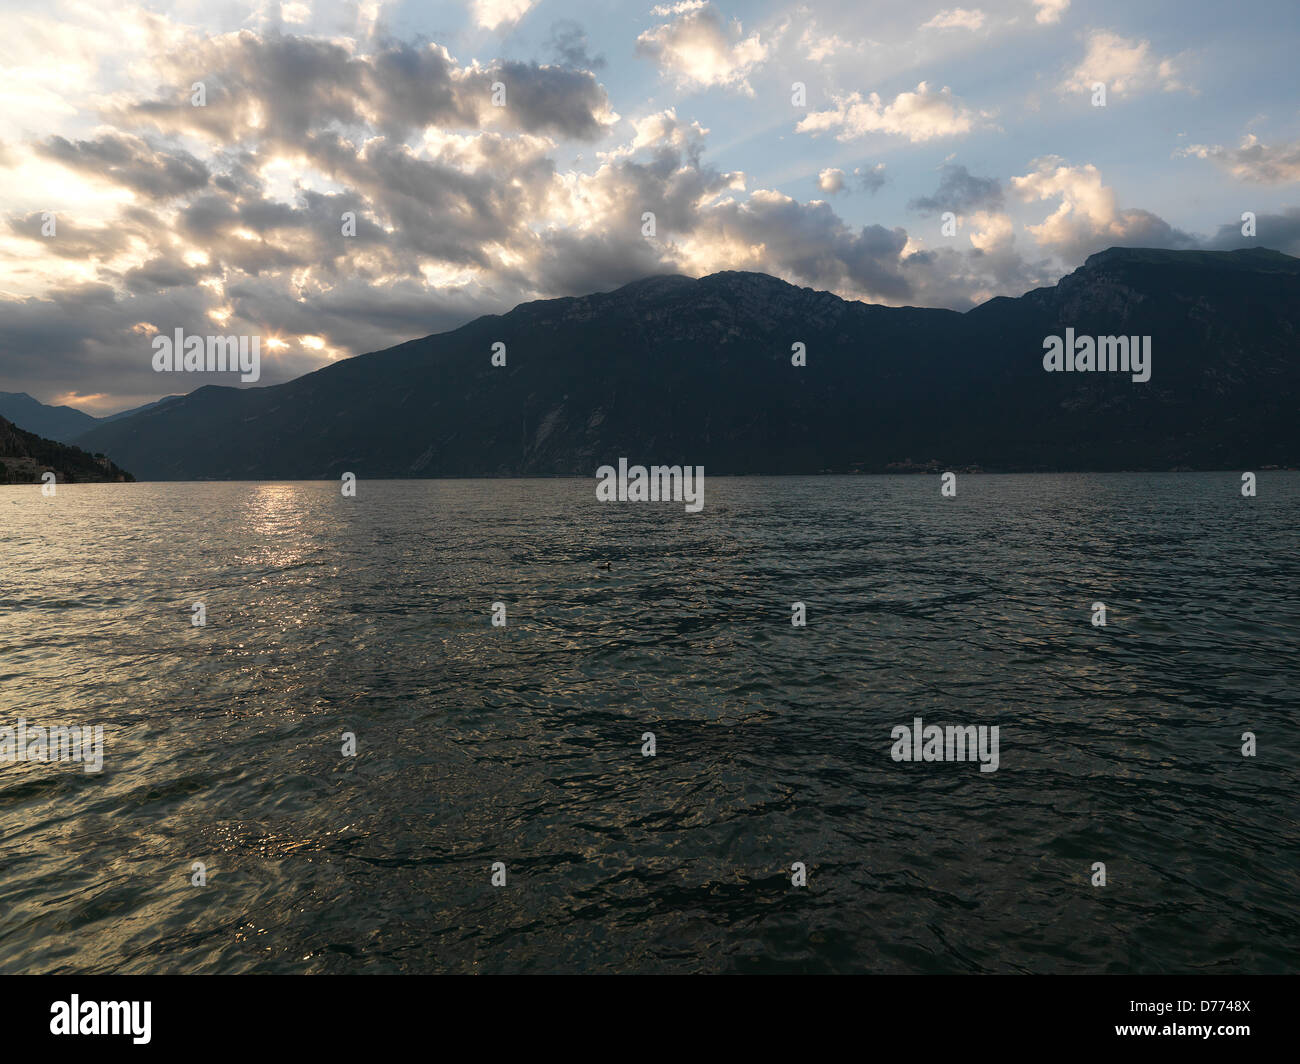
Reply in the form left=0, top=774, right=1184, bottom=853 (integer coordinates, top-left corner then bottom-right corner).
left=0, top=0, right=1297, bottom=413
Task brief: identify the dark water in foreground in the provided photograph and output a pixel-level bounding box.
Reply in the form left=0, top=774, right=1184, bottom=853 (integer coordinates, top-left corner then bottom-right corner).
left=1, top=474, right=1297, bottom=974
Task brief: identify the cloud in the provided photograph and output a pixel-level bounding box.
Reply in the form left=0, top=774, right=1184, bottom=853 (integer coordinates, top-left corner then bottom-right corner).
left=1178, top=134, right=1300, bottom=184
left=797, top=82, right=985, bottom=142
left=472, top=0, right=538, bottom=32
left=636, top=2, right=770, bottom=95
left=119, top=35, right=619, bottom=146
left=908, top=164, right=1002, bottom=215
left=546, top=20, right=605, bottom=69
left=817, top=168, right=846, bottom=194
left=677, top=189, right=913, bottom=299
left=1204, top=207, right=1300, bottom=256
left=799, top=22, right=860, bottom=61
left=856, top=164, right=888, bottom=194
left=921, top=9, right=986, bottom=31
left=627, top=107, right=709, bottom=151
left=817, top=165, right=887, bottom=195
left=1010, top=155, right=1196, bottom=261
left=491, top=61, right=621, bottom=139
left=906, top=207, right=1047, bottom=306
left=5, top=210, right=135, bottom=260
left=36, top=132, right=209, bottom=200
left=1060, top=30, right=1189, bottom=97
left=965, top=210, right=1015, bottom=254
left=1032, top=0, right=1069, bottom=25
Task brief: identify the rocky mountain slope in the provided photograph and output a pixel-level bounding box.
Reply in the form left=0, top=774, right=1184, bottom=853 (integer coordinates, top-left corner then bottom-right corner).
left=0, top=416, right=134, bottom=484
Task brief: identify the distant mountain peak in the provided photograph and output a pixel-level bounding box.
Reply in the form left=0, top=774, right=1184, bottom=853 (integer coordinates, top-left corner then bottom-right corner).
left=1081, top=245, right=1300, bottom=273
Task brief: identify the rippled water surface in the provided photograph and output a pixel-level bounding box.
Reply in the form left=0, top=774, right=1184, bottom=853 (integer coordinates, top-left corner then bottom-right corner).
left=1, top=475, right=1297, bottom=973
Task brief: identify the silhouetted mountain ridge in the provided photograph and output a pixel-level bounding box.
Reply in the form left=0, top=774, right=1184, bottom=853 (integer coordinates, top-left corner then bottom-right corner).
left=77, top=247, right=1300, bottom=478
left=0, top=392, right=184, bottom=445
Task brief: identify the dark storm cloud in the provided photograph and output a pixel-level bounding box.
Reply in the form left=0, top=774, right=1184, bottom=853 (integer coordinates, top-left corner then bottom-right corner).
left=857, top=165, right=887, bottom=194
left=484, top=61, right=612, bottom=140
left=124, top=33, right=615, bottom=146
left=5, top=212, right=134, bottom=259
left=1115, top=210, right=1200, bottom=249
left=308, top=136, right=535, bottom=266
left=1203, top=208, right=1300, bottom=256
left=123, top=256, right=211, bottom=294
left=532, top=230, right=674, bottom=296
left=546, top=20, right=605, bottom=70
left=366, top=40, right=476, bottom=135
left=129, top=33, right=369, bottom=142
left=0, top=281, right=211, bottom=393
left=601, top=135, right=738, bottom=234
left=908, top=164, right=1003, bottom=215
left=702, top=194, right=912, bottom=300
left=37, top=133, right=209, bottom=199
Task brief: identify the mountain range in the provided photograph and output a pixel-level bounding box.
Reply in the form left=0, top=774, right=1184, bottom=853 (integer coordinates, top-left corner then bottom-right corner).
left=21, top=246, right=1300, bottom=479
left=0, top=392, right=181, bottom=446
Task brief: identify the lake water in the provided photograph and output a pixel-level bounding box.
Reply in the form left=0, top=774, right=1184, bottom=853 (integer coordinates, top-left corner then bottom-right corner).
left=1, top=474, right=1297, bottom=973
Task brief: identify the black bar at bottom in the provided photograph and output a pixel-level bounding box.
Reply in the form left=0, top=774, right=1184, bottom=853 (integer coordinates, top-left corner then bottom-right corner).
left=3, top=974, right=1285, bottom=1052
